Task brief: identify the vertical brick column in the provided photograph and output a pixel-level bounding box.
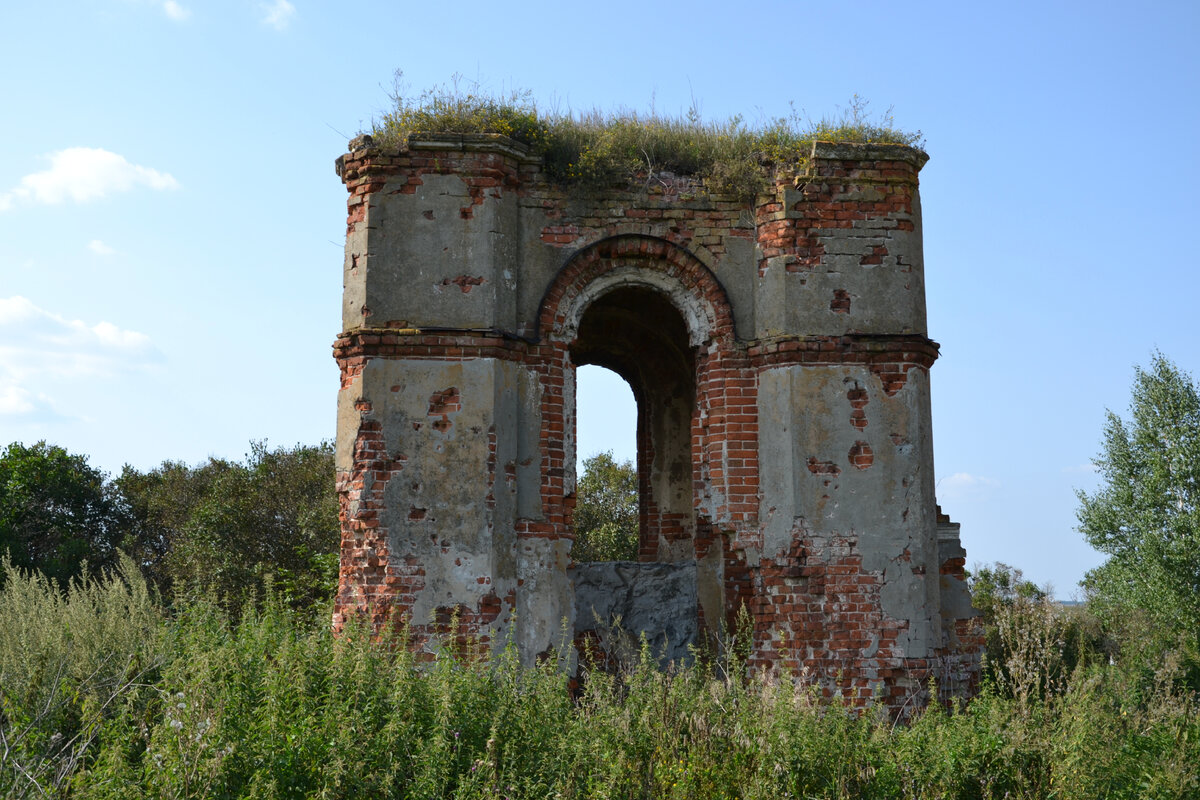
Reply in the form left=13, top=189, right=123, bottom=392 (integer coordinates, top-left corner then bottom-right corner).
left=745, top=142, right=977, bottom=706
left=332, top=136, right=536, bottom=657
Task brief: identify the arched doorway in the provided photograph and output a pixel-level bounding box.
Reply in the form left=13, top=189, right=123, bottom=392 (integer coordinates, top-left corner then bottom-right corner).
left=535, top=234, right=740, bottom=665
left=570, top=286, right=697, bottom=562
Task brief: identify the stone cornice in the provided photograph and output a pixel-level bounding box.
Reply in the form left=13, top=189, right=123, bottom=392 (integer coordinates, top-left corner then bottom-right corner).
left=747, top=333, right=939, bottom=368
left=333, top=327, right=531, bottom=362
left=810, top=141, right=929, bottom=171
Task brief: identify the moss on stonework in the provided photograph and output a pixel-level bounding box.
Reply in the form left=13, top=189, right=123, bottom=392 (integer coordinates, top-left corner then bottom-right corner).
left=368, top=74, right=925, bottom=201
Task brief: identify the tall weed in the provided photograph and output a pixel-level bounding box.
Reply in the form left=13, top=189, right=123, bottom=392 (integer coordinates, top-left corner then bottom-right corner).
left=2, top=564, right=1197, bottom=798
left=0, top=555, right=161, bottom=798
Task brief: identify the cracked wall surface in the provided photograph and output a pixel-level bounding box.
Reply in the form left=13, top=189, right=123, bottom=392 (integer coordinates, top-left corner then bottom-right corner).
left=333, top=133, right=982, bottom=710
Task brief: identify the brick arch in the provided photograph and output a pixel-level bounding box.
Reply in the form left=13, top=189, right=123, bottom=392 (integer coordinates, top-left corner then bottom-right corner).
left=537, top=234, right=736, bottom=347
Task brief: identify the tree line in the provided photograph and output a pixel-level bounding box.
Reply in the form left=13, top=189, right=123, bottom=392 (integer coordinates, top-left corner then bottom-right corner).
left=0, top=444, right=641, bottom=615
left=0, top=440, right=338, bottom=612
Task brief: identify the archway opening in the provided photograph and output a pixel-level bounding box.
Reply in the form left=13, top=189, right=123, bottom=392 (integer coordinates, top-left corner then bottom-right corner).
left=570, top=286, right=696, bottom=563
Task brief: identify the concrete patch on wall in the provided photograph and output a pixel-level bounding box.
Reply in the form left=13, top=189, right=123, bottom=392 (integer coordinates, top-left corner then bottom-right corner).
left=571, top=561, right=699, bottom=668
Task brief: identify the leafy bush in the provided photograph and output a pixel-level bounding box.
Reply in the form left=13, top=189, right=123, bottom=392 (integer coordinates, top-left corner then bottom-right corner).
left=372, top=74, right=925, bottom=200
left=969, top=562, right=1109, bottom=706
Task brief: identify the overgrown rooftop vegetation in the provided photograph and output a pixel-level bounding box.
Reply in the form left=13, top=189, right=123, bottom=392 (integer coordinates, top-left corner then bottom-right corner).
left=369, top=74, right=926, bottom=199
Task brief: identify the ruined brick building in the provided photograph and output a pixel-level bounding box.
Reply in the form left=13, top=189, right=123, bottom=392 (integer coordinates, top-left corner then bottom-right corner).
left=332, top=132, right=981, bottom=708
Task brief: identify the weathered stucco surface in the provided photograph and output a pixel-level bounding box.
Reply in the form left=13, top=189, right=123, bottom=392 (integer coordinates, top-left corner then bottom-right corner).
left=332, top=133, right=981, bottom=709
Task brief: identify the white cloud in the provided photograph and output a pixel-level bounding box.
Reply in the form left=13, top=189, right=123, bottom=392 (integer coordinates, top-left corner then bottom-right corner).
left=261, top=0, right=295, bottom=30
left=0, top=386, right=36, bottom=415
left=937, top=471, right=1000, bottom=503
left=0, top=148, right=179, bottom=210
left=0, top=385, right=66, bottom=421
left=91, top=320, right=152, bottom=350
left=941, top=472, right=1000, bottom=489
left=88, top=239, right=117, bottom=256
left=0, top=296, right=161, bottom=401
left=0, top=383, right=71, bottom=422
left=0, top=296, right=38, bottom=326
left=162, top=0, right=190, bottom=20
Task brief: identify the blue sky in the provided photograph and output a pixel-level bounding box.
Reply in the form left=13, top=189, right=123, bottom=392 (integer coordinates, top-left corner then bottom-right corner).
left=2, top=1, right=1197, bottom=597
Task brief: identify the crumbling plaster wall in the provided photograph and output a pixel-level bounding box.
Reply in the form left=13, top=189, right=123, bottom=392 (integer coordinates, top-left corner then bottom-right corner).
left=333, top=133, right=981, bottom=707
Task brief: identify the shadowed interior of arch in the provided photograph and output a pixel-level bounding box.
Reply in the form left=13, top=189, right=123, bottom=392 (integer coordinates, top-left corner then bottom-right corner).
left=569, top=286, right=697, bottom=563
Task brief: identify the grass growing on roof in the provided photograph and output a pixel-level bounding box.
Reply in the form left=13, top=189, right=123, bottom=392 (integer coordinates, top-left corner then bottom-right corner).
left=369, top=73, right=926, bottom=200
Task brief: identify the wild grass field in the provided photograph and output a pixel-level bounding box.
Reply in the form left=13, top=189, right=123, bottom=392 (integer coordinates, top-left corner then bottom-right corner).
left=1, top=556, right=1197, bottom=800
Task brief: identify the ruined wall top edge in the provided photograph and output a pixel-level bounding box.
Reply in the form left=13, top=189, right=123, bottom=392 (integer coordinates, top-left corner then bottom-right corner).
left=335, top=133, right=929, bottom=180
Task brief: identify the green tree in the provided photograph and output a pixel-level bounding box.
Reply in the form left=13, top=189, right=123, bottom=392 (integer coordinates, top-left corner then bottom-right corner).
left=0, top=441, right=128, bottom=586
left=118, top=441, right=339, bottom=611
left=573, top=451, right=638, bottom=562
left=1077, top=353, right=1200, bottom=648
left=968, top=561, right=1046, bottom=622
left=113, top=458, right=214, bottom=596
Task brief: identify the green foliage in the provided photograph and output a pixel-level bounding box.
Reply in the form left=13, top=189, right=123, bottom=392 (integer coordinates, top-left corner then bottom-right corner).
left=1077, top=353, right=1200, bottom=677
left=0, top=554, right=161, bottom=799
left=968, top=562, right=1047, bottom=683
left=372, top=74, right=925, bottom=200
left=970, top=563, right=1107, bottom=704
left=6, top=423, right=1200, bottom=797
left=119, top=440, right=339, bottom=613
left=0, top=441, right=129, bottom=586
left=112, top=458, right=216, bottom=600
left=572, top=451, right=638, bottom=562
left=968, top=562, right=1047, bottom=619
left=0, top=564, right=1197, bottom=798
left=0, top=438, right=339, bottom=614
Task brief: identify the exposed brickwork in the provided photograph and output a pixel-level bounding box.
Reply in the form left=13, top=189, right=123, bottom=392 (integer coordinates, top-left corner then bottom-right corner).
left=848, top=441, right=874, bottom=469
left=334, top=134, right=980, bottom=713
left=847, top=381, right=869, bottom=430
left=332, top=406, right=409, bottom=633
left=427, top=387, right=460, bottom=433
left=333, top=329, right=529, bottom=364
left=536, top=235, right=737, bottom=341
left=440, top=275, right=485, bottom=293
